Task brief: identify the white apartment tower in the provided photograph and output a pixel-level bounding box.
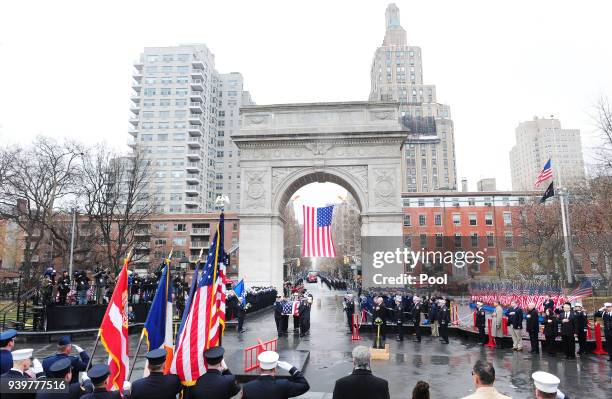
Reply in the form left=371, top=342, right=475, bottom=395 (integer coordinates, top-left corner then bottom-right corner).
left=509, top=116, right=585, bottom=191
left=370, top=4, right=457, bottom=192
left=129, top=45, right=253, bottom=213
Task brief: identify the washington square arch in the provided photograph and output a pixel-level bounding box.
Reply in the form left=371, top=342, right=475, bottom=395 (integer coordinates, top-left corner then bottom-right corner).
left=231, top=101, right=409, bottom=289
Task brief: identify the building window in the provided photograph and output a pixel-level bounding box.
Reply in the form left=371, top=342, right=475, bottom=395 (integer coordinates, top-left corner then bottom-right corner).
left=418, top=198, right=425, bottom=206
left=419, top=214, right=426, bottom=226
left=452, top=214, right=461, bottom=226
left=434, top=214, right=442, bottom=226
left=469, top=213, right=477, bottom=226
left=402, top=198, right=410, bottom=207
left=486, top=233, right=494, bottom=247
left=485, top=213, right=493, bottom=226
left=154, top=238, right=166, bottom=246
left=484, top=197, right=492, bottom=206
left=504, top=233, right=513, bottom=247
left=452, top=198, right=460, bottom=207
left=503, top=212, right=512, bottom=226
left=173, top=237, right=186, bottom=246
left=435, top=233, right=443, bottom=248
left=471, top=233, right=478, bottom=247
left=468, top=198, right=475, bottom=206
left=420, top=234, right=427, bottom=248
left=174, top=223, right=187, bottom=232
left=404, top=235, right=412, bottom=248
left=403, top=215, right=411, bottom=226
left=454, top=234, right=462, bottom=248
left=488, top=256, right=497, bottom=271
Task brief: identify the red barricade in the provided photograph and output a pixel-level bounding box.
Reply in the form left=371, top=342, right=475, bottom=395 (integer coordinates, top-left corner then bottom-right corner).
left=485, top=319, right=496, bottom=348
left=592, top=323, right=609, bottom=355
left=502, top=316, right=508, bottom=336
left=244, top=337, right=278, bottom=372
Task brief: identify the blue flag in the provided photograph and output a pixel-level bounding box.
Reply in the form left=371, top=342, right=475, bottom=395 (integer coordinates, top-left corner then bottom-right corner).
left=234, top=279, right=246, bottom=305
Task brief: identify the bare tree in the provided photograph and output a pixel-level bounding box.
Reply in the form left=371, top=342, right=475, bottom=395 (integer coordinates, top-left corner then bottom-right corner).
left=0, top=137, right=83, bottom=285
left=594, top=96, right=612, bottom=172
left=80, top=145, right=157, bottom=274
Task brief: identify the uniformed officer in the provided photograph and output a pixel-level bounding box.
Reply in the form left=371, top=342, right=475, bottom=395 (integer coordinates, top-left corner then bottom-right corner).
left=572, top=302, right=588, bottom=355
left=2, top=349, right=38, bottom=399
left=190, top=347, right=240, bottom=399
left=594, top=302, right=612, bottom=362
left=80, top=364, right=121, bottom=399
left=438, top=299, right=450, bottom=344
left=125, top=349, right=181, bottom=399
left=392, top=296, right=404, bottom=341
left=412, top=296, right=423, bottom=342
left=36, top=358, right=93, bottom=399
left=274, top=295, right=285, bottom=337
left=298, top=295, right=312, bottom=337
left=475, top=302, right=487, bottom=345
left=525, top=302, right=540, bottom=354
left=42, top=336, right=90, bottom=383
left=532, top=371, right=570, bottom=399
left=242, top=351, right=310, bottom=399
left=0, top=328, right=17, bottom=374
left=342, top=293, right=355, bottom=333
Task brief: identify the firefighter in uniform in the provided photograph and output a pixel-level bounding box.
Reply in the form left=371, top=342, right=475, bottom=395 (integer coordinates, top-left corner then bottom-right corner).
left=438, top=299, right=450, bottom=344
left=392, top=296, right=404, bottom=341
left=475, top=302, right=487, bottom=345
left=125, top=349, right=182, bottom=399
left=80, top=364, right=121, bottom=399
left=594, top=302, right=612, bottom=362
left=412, top=297, right=423, bottom=342
left=191, top=347, right=240, bottom=399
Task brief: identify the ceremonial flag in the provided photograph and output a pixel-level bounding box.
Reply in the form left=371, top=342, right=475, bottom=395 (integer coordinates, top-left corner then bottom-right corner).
left=567, top=280, right=593, bottom=302
left=540, top=181, right=554, bottom=203
left=281, top=300, right=300, bottom=316
left=99, top=253, right=129, bottom=392
left=171, top=213, right=227, bottom=385
left=302, top=205, right=336, bottom=257
left=142, top=255, right=173, bottom=375
left=234, top=278, right=246, bottom=305
left=535, top=159, right=553, bottom=187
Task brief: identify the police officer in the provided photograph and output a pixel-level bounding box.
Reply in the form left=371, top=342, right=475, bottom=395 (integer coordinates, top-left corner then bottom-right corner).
left=438, top=299, right=450, bottom=344
left=412, top=297, right=423, bottom=343
left=573, top=302, right=588, bottom=355
left=525, top=302, right=540, bottom=354
left=190, top=347, right=240, bottom=399
left=343, top=293, right=355, bottom=333
left=81, top=364, right=121, bottom=399
left=298, top=295, right=312, bottom=337
left=36, top=358, right=93, bottom=399
left=126, top=349, right=181, bottom=399
left=0, top=329, right=17, bottom=374
left=475, top=301, right=487, bottom=345
left=392, top=296, right=404, bottom=341
left=227, top=291, right=246, bottom=333
left=242, top=351, right=310, bottom=399
left=558, top=303, right=575, bottom=359
left=43, top=336, right=90, bottom=384
left=594, top=302, right=612, bottom=362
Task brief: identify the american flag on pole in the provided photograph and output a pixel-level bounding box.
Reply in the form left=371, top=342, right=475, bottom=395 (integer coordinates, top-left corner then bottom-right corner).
left=171, top=214, right=227, bottom=385
left=535, top=159, right=553, bottom=187
left=302, top=205, right=336, bottom=257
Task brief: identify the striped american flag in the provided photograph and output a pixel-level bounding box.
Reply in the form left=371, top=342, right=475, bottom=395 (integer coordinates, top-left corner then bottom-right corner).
left=302, top=205, right=336, bottom=257
left=171, top=214, right=227, bottom=385
left=535, top=159, right=553, bottom=187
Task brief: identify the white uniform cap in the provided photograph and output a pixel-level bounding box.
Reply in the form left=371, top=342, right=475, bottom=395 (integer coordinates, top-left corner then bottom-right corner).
left=574, top=302, right=582, bottom=307
left=12, top=348, right=33, bottom=361
left=258, top=351, right=279, bottom=370
left=604, top=302, right=612, bottom=307
left=532, top=371, right=560, bottom=394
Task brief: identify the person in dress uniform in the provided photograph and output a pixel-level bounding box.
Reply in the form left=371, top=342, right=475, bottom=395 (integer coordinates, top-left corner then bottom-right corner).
left=342, top=293, right=355, bottom=333
left=0, top=329, right=17, bottom=374
left=80, top=365, right=121, bottom=399
left=525, top=302, right=540, bottom=354
left=298, top=295, right=312, bottom=337
left=572, top=302, right=588, bottom=355
left=241, top=350, right=309, bottom=399
left=36, top=358, right=92, bottom=399
left=1, top=348, right=41, bottom=399
left=274, top=295, right=285, bottom=336
left=42, top=336, right=90, bottom=384
left=542, top=308, right=558, bottom=355
left=532, top=371, right=570, bottom=399
left=594, top=302, right=612, bottom=361
left=125, top=349, right=181, bottom=399
left=190, top=347, right=240, bottom=399
left=558, top=303, right=575, bottom=359
left=475, top=302, right=487, bottom=345
left=391, top=296, right=404, bottom=341
left=437, top=300, right=450, bottom=344
left=412, top=296, right=423, bottom=342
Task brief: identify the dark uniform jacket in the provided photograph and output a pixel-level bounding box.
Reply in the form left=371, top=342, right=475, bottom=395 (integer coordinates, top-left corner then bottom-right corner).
left=543, top=313, right=558, bottom=336
left=42, top=353, right=90, bottom=384
left=475, top=308, right=486, bottom=328
left=190, top=369, right=240, bottom=399
left=36, top=381, right=91, bottom=399
left=525, top=308, right=539, bottom=333
left=594, top=310, right=612, bottom=335
left=129, top=371, right=182, bottom=399
left=558, top=310, right=575, bottom=336
left=227, top=296, right=244, bottom=320
left=412, top=303, right=422, bottom=324
left=80, top=387, right=121, bottom=399
left=507, top=307, right=523, bottom=329
left=332, top=368, right=390, bottom=399
left=391, top=303, right=404, bottom=322
left=438, top=307, right=451, bottom=326
left=372, top=305, right=387, bottom=324
left=573, top=310, right=588, bottom=334
left=1, top=369, right=35, bottom=399
left=274, top=301, right=284, bottom=319
left=242, top=368, right=309, bottom=399
left=543, top=299, right=555, bottom=312
left=0, top=349, right=12, bottom=374
left=428, top=303, right=438, bottom=322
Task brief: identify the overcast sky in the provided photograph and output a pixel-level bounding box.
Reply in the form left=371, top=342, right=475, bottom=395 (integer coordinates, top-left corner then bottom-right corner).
left=1, top=0, right=610, bottom=191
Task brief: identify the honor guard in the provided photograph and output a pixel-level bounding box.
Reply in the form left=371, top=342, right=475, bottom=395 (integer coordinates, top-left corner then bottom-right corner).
left=2, top=348, right=37, bottom=399
left=81, top=365, right=121, bottom=399
left=126, top=349, right=182, bottom=399
left=191, top=347, right=240, bottom=399
left=42, top=336, right=90, bottom=384
left=438, top=300, right=450, bottom=344
left=594, top=302, right=612, bottom=361
left=343, top=294, right=355, bottom=333
left=392, top=296, right=404, bottom=341
left=412, top=297, right=423, bottom=342
left=475, top=302, right=487, bottom=345
left=532, top=371, right=570, bottom=399
left=36, top=358, right=93, bottom=399
left=242, top=351, right=310, bottom=399
left=572, top=303, right=588, bottom=355
left=0, top=329, right=17, bottom=374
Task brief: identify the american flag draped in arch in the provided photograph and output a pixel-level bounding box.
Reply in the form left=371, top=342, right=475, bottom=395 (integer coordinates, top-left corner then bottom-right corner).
left=469, top=281, right=568, bottom=311
left=171, top=213, right=227, bottom=385
left=302, top=205, right=336, bottom=257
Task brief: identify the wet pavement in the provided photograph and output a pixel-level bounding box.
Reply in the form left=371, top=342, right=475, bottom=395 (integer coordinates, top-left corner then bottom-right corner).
left=27, top=281, right=611, bottom=398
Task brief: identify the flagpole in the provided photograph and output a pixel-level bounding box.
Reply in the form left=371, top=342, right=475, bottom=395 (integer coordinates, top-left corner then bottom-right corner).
left=128, top=330, right=145, bottom=380
left=85, top=331, right=101, bottom=372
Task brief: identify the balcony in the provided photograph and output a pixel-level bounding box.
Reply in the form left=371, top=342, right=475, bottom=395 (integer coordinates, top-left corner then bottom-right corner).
left=189, top=102, right=203, bottom=113
left=133, top=72, right=143, bottom=81
left=185, top=184, right=199, bottom=193
left=191, top=228, right=210, bottom=235
left=127, top=139, right=137, bottom=149
left=188, top=125, right=202, bottom=135
left=190, top=80, right=204, bottom=91
left=189, top=115, right=202, bottom=125
left=134, top=229, right=150, bottom=236
left=135, top=242, right=150, bottom=250
left=132, top=82, right=142, bottom=92
left=131, top=95, right=140, bottom=103
left=189, top=255, right=205, bottom=263
left=134, top=256, right=150, bottom=263
left=185, top=199, right=200, bottom=207
left=129, top=117, right=139, bottom=126
left=187, top=137, right=202, bottom=148
left=191, top=69, right=204, bottom=78
left=185, top=174, right=199, bottom=183
left=192, top=60, right=205, bottom=69
left=190, top=91, right=203, bottom=101
left=186, top=162, right=201, bottom=171
left=129, top=128, right=139, bottom=137
left=190, top=241, right=209, bottom=249
left=130, top=104, right=140, bottom=114
left=133, top=62, right=144, bottom=70
left=187, top=151, right=201, bottom=160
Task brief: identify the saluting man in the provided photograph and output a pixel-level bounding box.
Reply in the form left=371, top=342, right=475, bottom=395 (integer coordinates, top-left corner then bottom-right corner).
left=242, top=350, right=310, bottom=399
left=125, top=349, right=182, bottom=399
left=42, top=336, right=90, bottom=384
left=190, top=347, right=240, bottom=399
left=594, top=302, right=612, bottom=362
left=36, top=358, right=93, bottom=399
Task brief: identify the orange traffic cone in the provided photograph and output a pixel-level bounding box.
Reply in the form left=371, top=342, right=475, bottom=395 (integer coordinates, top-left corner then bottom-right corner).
left=593, top=323, right=608, bottom=355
